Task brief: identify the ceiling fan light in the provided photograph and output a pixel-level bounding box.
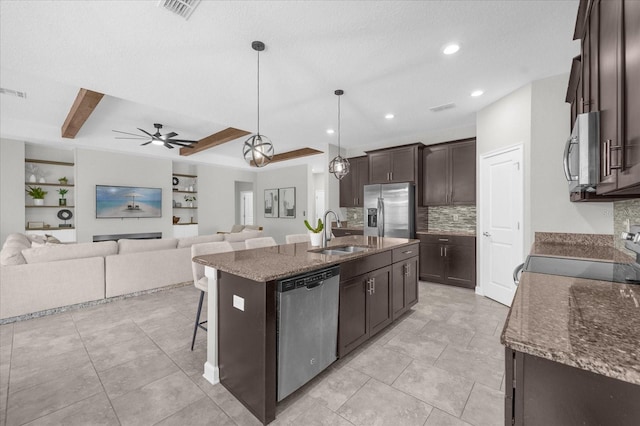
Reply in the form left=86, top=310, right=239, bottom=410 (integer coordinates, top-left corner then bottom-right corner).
left=329, top=155, right=350, bottom=180
left=243, top=134, right=274, bottom=167
left=152, top=140, right=164, bottom=146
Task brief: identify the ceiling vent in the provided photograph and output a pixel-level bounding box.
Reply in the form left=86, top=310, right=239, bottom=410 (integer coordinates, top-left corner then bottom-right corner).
left=429, top=102, right=456, bottom=112
left=157, top=0, right=200, bottom=20
left=0, top=88, right=27, bottom=99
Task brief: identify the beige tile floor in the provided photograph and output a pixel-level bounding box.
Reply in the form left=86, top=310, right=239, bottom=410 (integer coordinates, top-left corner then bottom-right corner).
left=0, top=281, right=508, bottom=426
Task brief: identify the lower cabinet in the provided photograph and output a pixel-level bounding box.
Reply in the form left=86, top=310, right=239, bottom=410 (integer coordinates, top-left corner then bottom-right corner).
left=392, top=256, right=418, bottom=319
left=418, top=234, right=476, bottom=289
left=337, top=244, right=419, bottom=358
left=338, top=266, right=392, bottom=357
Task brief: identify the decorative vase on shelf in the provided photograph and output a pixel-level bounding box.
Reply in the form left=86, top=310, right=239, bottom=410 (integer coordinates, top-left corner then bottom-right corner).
left=59, top=199, right=66, bottom=206
left=39, top=177, right=46, bottom=183
left=309, top=232, right=323, bottom=247
left=33, top=199, right=45, bottom=206
left=29, top=174, right=36, bottom=183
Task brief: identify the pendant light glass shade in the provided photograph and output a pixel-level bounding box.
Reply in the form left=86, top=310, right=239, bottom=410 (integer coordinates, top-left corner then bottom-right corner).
left=243, top=41, right=274, bottom=167
left=330, top=89, right=350, bottom=180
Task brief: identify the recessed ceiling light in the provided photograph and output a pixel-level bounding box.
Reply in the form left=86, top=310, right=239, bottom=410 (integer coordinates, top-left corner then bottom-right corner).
left=471, top=90, right=484, bottom=97
left=385, top=113, right=395, bottom=119
left=326, top=129, right=335, bottom=135
left=443, top=44, right=460, bottom=55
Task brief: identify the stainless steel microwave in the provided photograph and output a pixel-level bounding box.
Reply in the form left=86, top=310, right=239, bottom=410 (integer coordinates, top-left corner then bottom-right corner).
left=563, top=111, right=600, bottom=193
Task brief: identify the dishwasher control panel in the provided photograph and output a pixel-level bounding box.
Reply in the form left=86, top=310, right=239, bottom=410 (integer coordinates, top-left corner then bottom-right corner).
left=277, top=266, right=340, bottom=292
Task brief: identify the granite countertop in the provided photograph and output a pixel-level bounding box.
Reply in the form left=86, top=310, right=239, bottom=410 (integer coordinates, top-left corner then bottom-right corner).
left=501, top=236, right=640, bottom=385
left=416, top=230, right=476, bottom=237
left=193, top=235, right=418, bottom=282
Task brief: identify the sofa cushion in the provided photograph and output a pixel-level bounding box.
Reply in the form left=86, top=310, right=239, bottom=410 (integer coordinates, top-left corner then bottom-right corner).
left=224, top=230, right=262, bottom=242
left=22, top=241, right=118, bottom=264
left=177, top=234, right=224, bottom=249
left=26, top=234, right=46, bottom=245
left=3, top=233, right=30, bottom=249
left=0, top=247, right=27, bottom=266
left=118, top=238, right=178, bottom=254
left=230, top=224, right=245, bottom=233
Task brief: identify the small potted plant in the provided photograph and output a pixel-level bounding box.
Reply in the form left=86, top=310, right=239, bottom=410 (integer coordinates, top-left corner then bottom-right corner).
left=26, top=186, right=47, bottom=206
left=57, top=188, right=68, bottom=206
left=184, top=195, right=196, bottom=207
left=304, top=218, right=324, bottom=247
left=58, top=176, right=68, bottom=185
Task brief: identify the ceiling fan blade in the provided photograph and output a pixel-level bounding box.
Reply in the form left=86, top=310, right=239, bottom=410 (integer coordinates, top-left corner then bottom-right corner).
left=163, top=132, right=178, bottom=139
left=113, top=130, right=147, bottom=137
left=140, top=141, right=153, bottom=146
left=115, top=136, right=148, bottom=140
left=137, top=128, right=154, bottom=137
left=168, top=141, right=195, bottom=148
left=164, top=143, right=174, bottom=149
left=167, top=139, right=198, bottom=143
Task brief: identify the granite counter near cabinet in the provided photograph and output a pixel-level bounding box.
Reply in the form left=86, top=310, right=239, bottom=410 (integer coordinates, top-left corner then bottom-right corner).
left=416, top=229, right=476, bottom=237
left=501, top=235, right=639, bottom=385
left=193, top=235, right=417, bottom=283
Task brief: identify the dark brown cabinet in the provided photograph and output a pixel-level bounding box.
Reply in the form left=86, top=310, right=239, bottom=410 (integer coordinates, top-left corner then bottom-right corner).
left=339, top=156, right=369, bottom=207
left=422, top=139, right=476, bottom=206
left=418, top=234, right=476, bottom=289
left=338, top=266, right=392, bottom=357
left=392, top=256, right=418, bottom=320
left=505, top=348, right=640, bottom=426
left=367, top=144, right=422, bottom=184
left=332, top=228, right=364, bottom=237
left=569, top=0, right=640, bottom=196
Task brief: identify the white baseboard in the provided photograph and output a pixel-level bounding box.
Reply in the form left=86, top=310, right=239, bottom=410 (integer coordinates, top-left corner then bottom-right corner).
left=203, top=361, right=219, bottom=385
left=475, top=285, right=484, bottom=296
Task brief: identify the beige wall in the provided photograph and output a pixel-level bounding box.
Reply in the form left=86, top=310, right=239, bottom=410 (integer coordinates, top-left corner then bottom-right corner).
left=530, top=74, right=613, bottom=238
left=0, top=139, right=26, bottom=244
left=477, top=74, right=613, bottom=256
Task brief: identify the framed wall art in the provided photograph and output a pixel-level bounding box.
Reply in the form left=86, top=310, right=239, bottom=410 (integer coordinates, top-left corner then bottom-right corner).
left=278, top=187, right=296, bottom=218
left=264, top=189, right=278, bottom=218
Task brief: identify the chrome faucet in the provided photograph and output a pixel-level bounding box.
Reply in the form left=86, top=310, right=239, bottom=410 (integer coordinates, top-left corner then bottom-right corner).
left=322, top=210, right=342, bottom=248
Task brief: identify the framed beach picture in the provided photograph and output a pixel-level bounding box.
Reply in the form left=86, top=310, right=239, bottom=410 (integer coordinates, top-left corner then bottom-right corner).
left=96, top=185, right=162, bottom=219
left=264, top=189, right=278, bottom=218
left=278, top=187, right=296, bottom=218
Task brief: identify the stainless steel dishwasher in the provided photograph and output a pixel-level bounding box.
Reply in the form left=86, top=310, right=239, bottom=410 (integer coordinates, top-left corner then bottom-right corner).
left=276, top=265, right=340, bottom=401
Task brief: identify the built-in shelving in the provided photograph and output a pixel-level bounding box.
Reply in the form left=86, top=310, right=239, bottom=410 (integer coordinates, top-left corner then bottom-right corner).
left=25, top=205, right=75, bottom=208
left=26, top=227, right=76, bottom=231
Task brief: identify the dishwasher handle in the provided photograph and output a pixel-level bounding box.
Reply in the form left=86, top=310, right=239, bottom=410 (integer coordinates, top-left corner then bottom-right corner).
left=306, top=281, right=323, bottom=290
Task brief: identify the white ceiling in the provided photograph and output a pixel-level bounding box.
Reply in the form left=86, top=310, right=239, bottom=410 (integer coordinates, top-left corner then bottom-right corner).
left=0, top=0, right=579, bottom=171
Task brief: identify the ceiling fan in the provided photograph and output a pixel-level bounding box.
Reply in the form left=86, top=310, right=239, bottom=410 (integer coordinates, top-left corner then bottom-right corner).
left=112, top=123, right=198, bottom=149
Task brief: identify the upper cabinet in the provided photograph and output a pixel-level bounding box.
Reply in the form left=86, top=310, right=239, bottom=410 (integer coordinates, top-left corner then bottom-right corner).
left=568, top=0, right=640, bottom=197
left=367, top=144, right=422, bottom=184
left=422, top=139, right=476, bottom=206
left=339, top=156, right=369, bottom=207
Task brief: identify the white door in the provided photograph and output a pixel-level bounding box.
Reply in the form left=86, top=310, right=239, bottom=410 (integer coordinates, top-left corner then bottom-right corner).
left=240, top=191, right=254, bottom=225
left=479, top=145, right=523, bottom=307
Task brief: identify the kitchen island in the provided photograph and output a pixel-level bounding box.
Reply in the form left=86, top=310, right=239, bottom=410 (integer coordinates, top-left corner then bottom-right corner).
left=501, top=234, right=640, bottom=425
left=193, top=235, right=419, bottom=424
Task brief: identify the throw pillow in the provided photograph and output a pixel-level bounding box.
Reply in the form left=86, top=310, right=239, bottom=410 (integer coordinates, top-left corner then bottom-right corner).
left=44, top=234, right=62, bottom=244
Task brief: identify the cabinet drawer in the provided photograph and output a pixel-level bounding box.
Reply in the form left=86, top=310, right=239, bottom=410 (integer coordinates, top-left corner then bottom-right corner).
left=392, top=244, right=419, bottom=263
left=333, top=228, right=364, bottom=237
left=418, top=234, right=475, bottom=246
left=340, top=251, right=392, bottom=282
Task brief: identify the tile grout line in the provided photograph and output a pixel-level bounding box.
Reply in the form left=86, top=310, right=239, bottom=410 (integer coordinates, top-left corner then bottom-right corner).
left=459, top=380, right=478, bottom=422
left=70, top=312, right=124, bottom=426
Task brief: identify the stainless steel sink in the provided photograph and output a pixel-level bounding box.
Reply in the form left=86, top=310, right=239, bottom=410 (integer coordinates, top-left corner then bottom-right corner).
left=311, top=246, right=369, bottom=256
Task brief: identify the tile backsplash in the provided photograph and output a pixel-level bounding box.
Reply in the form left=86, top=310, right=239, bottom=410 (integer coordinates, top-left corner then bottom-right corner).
left=613, top=199, right=640, bottom=255
left=343, top=207, right=364, bottom=226
left=425, top=205, right=477, bottom=232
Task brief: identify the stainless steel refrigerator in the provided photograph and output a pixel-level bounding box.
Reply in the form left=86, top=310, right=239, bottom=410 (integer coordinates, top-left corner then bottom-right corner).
left=363, top=183, right=414, bottom=238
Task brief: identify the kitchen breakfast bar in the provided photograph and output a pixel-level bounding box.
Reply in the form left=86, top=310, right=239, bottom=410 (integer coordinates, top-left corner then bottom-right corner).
left=193, top=235, right=420, bottom=424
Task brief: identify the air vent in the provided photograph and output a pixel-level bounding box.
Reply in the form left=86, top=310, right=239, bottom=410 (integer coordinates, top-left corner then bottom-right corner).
left=429, top=102, right=455, bottom=112
left=157, top=0, right=200, bottom=20
left=0, top=88, right=27, bottom=99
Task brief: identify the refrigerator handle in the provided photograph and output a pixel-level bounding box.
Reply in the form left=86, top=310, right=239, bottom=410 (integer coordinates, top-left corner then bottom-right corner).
left=378, top=197, right=385, bottom=237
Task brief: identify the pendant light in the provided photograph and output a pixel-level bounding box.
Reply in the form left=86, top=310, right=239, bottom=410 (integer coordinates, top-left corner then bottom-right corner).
left=243, top=41, right=274, bottom=167
left=329, top=89, right=350, bottom=179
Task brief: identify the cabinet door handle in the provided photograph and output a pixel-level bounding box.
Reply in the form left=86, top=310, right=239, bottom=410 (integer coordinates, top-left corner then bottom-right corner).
left=404, top=264, right=410, bottom=276
left=372, top=277, right=375, bottom=294
left=609, top=140, right=622, bottom=171
left=438, top=238, right=449, bottom=242
left=444, top=247, right=447, bottom=257
left=403, top=250, right=413, bottom=254
left=440, top=246, right=443, bottom=256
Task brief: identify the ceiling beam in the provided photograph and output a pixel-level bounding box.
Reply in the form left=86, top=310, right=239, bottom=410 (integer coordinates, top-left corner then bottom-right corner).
left=61, top=88, right=104, bottom=138
left=180, top=127, right=251, bottom=156
left=251, top=148, right=323, bottom=166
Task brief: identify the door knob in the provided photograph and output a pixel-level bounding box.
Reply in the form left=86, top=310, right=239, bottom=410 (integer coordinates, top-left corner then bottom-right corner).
left=483, top=232, right=491, bottom=237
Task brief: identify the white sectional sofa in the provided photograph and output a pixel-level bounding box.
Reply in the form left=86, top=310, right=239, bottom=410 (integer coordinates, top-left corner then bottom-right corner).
left=0, top=229, right=263, bottom=321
